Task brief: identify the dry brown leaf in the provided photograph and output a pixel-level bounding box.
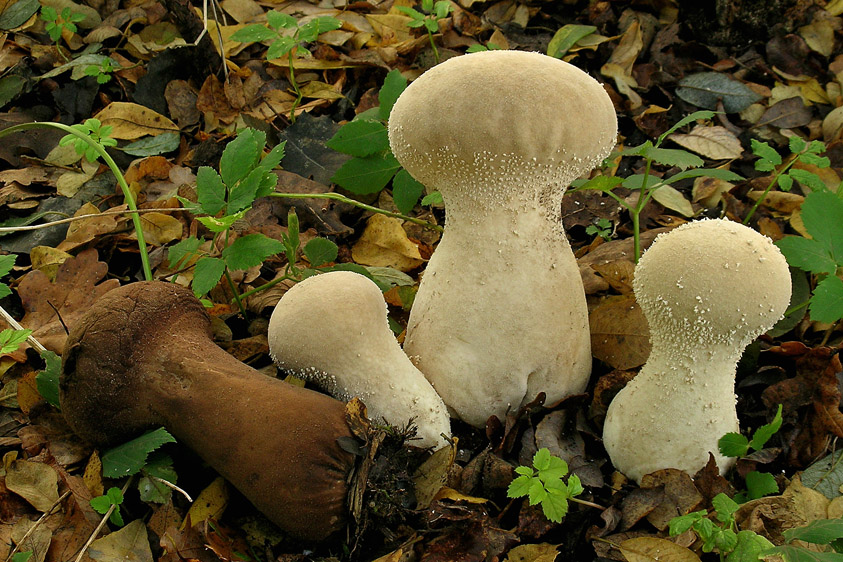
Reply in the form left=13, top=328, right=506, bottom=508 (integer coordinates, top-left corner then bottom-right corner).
left=413, top=440, right=456, bottom=509
left=504, top=543, right=560, bottom=562
left=351, top=214, right=424, bottom=271
left=94, top=102, right=179, bottom=140
left=692, top=176, right=734, bottom=208
left=592, top=260, right=635, bottom=294
left=669, top=125, right=743, bottom=160
left=619, top=537, right=701, bottom=562
left=651, top=185, right=695, bottom=217
left=56, top=202, right=127, bottom=252
left=758, top=97, right=813, bottom=129
left=600, top=20, right=643, bottom=108
left=88, top=519, right=153, bottom=562
left=18, top=248, right=120, bottom=353
left=5, top=459, right=60, bottom=512
left=589, top=294, right=651, bottom=370
left=137, top=212, right=183, bottom=246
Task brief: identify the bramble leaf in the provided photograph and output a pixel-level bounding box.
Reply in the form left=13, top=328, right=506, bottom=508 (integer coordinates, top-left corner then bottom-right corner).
left=192, top=257, right=226, bottom=295
left=303, top=238, right=338, bottom=267
left=222, top=234, right=284, bottom=270
left=748, top=404, right=783, bottom=451
left=101, top=428, right=176, bottom=478
left=327, top=120, right=389, bottom=157
left=809, top=275, right=843, bottom=324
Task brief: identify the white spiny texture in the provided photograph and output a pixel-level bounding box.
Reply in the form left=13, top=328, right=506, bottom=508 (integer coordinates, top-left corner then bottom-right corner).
left=268, top=271, right=451, bottom=449
left=603, top=219, right=791, bottom=482
left=388, top=50, right=617, bottom=426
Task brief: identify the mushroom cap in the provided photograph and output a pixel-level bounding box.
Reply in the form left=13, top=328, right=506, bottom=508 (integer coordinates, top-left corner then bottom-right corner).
left=268, top=271, right=451, bottom=448
left=387, top=50, right=617, bottom=203
left=633, top=219, right=791, bottom=348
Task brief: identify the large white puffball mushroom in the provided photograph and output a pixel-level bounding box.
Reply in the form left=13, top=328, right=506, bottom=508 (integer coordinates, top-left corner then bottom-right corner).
left=603, top=219, right=791, bottom=483
left=388, top=50, right=618, bottom=427
left=268, top=271, right=450, bottom=449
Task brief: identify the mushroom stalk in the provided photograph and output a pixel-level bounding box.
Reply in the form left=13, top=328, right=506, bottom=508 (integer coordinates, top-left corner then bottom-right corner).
left=60, top=282, right=355, bottom=541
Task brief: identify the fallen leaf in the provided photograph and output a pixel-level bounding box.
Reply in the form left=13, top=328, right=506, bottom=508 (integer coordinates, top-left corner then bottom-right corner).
left=757, top=97, right=813, bottom=129
left=504, top=543, right=560, bottom=562
left=88, top=519, right=153, bottom=562
left=18, top=248, right=120, bottom=353
left=94, top=101, right=179, bottom=140
left=669, top=125, right=743, bottom=160
left=589, top=294, right=651, bottom=370
left=618, top=537, right=701, bottom=562
left=11, top=517, right=51, bottom=562
left=413, top=440, right=456, bottom=509
left=55, top=159, right=99, bottom=198
left=56, top=202, right=127, bottom=252
left=651, top=185, right=695, bottom=217
left=692, top=176, right=734, bottom=208
left=639, top=469, right=704, bottom=530
left=600, top=20, right=643, bottom=108
left=136, top=212, right=182, bottom=246
left=351, top=214, right=424, bottom=271
left=5, top=458, right=59, bottom=512
left=591, top=260, right=635, bottom=294
left=799, top=18, right=836, bottom=57
left=29, top=246, right=73, bottom=282
left=184, top=477, right=228, bottom=528
left=675, top=72, right=762, bottom=113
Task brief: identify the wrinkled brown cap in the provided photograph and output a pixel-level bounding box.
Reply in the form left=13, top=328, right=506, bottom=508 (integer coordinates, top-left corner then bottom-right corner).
left=61, top=282, right=356, bottom=541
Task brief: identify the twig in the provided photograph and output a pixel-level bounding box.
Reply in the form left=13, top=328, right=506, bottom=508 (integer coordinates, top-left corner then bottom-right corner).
left=148, top=476, right=193, bottom=502
left=4, top=490, right=70, bottom=562
left=0, top=304, right=47, bottom=354
left=0, top=207, right=191, bottom=233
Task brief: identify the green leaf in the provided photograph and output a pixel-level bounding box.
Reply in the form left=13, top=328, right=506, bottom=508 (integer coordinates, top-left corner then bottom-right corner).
left=378, top=69, right=408, bottom=120
left=751, top=139, right=783, bottom=166
left=0, top=253, right=15, bottom=277
left=764, top=544, right=843, bottom=562
left=725, top=530, right=774, bottom=562
left=798, top=152, right=831, bottom=168
left=0, top=74, right=24, bottom=109
left=10, top=551, right=32, bottom=562
left=392, top=168, right=424, bottom=215
left=297, top=16, right=342, bottom=43
left=537, top=456, right=568, bottom=484
left=777, top=173, right=793, bottom=192
left=527, top=478, right=547, bottom=505
left=745, top=470, right=779, bottom=500
left=714, top=528, right=738, bottom=554
left=433, top=1, right=452, bottom=18
left=222, top=234, right=284, bottom=270
left=196, top=208, right=249, bottom=233
left=664, top=168, right=744, bottom=184
left=573, top=175, right=623, bottom=192
left=167, top=237, right=203, bottom=269
left=809, top=275, right=843, bottom=324
left=790, top=168, right=828, bottom=192
left=259, top=140, right=286, bottom=172
left=227, top=167, right=269, bottom=214
left=802, top=449, right=843, bottom=499
left=0, top=0, right=39, bottom=32
left=719, top=432, right=750, bottom=457
left=669, top=511, right=705, bottom=536
left=0, top=328, right=31, bottom=355
left=748, top=404, right=783, bottom=451
left=676, top=72, right=762, bottom=113
left=101, top=428, right=176, bottom=478
left=41, top=5, right=57, bottom=21
left=331, top=152, right=400, bottom=194
left=327, top=120, right=389, bottom=157
left=507, top=474, right=533, bottom=498
left=191, top=256, right=226, bottom=296
left=266, top=36, right=297, bottom=59
left=533, top=448, right=552, bottom=471
left=541, top=487, right=569, bottom=523
left=421, top=191, right=443, bottom=206
left=712, top=493, right=740, bottom=521
left=196, top=166, right=227, bottom=215
left=230, top=24, right=278, bottom=43
left=785, top=519, right=843, bottom=545
left=303, top=238, right=338, bottom=267
left=776, top=236, right=837, bottom=275
left=643, top=147, right=704, bottom=169
left=657, top=110, right=717, bottom=144
left=90, top=494, right=113, bottom=514
left=36, top=350, right=60, bottom=408
left=622, top=174, right=662, bottom=190
left=220, top=129, right=264, bottom=187
left=266, top=10, right=297, bottom=30
left=547, top=24, right=597, bottom=59
left=139, top=452, right=177, bottom=503
left=790, top=136, right=808, bottom=154
left=395, top=6, right=425, bottom=20
left=801, top=190, right=843, bottom=264
left=121, top=132, right=180, bottom=157
left=567, top=473, right=583, bottom=497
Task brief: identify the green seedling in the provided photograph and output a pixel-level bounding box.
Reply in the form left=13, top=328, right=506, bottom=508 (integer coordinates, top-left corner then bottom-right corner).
left=59, top=118, right=118, bottom=163
left=719, top=404, right=783, bottom=501
left=507, top=448, right=584, bottom=523
left=743, top=137, right=832, bottom=224
left=775, top=189, right=843, bottom=326
left=571, top=110, right=743, bottom=262
left=84, top=57, right=118, bottom=84
left=90, top=487, right=125, bottom=526
left=0, top=328, right=30, bottom=355
left=586, top=218, right=614, bottom=241
left=466, top=42, right=503, bottom=53
left=328, top=69, right=430, bottom=215
left=41, top=6, right=84, bottom=42
left=230, top=12, right=342, bottom=122
left=396, top=0, right=453, bottom=63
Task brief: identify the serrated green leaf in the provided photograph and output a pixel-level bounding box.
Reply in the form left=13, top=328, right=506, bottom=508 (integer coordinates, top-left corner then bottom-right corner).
left=573, top=175, right=623, bottom=192
left=643, top=147, right=704, bottom=169
left=392, top=168, right=424, bottom=215
left=547, top=24, right=597, bottom=59
left=669, top=511, right=705, bottom=536
left=527, top=478, right=547, bottom=505
left=331, top=152, right=400, bottom=194
left=196, top=166, right=226, bottom=215
left=533, top=448, right=552, bottom=471
left=567, top=474, right=583, bottom=497
left=714, top=528, right=738, bottom=553
left=327, top=120, right=388, bottom=157
left=267, top=36, right=297, bottom=59
left=266, top=10, right=296, bottom=30
left=745, top=470, right=779, bottom=500
left=297, top=16, right=342, bottom=43
left=755, top=159, right=777, bottom=172
left=776, top=236, right=837, bottom=275
left=764, top=544, right=843, bottom=562
left=809, top=275, right=843, bottom=324
left=167, top=237, right=203, bottom=269
left=303, top=237, right=338, bottom=266
left=196, top=208, right=249, bottom=233
left=790, top=136, right=808, bottom=154
left=90, top=494, right=112, bottom=514
left=36, top=350, right=60, bottom=408
left=0, top=328, right=31, bottom=355
left=801, top=190, right=843, bottom=264
left=798, top=152, right=831, bottom=168
left=752, top=139, right=782, bottom=165
left=664, top=168, right=744, bottom=184
left=139, top=452, right=177, bottom=503
left=259, top=141, right=286, bottom=172
left=220, top=129, right=263, bottom=187
left=726, top=530, right=774, bottom=562
left=507, top=475, right=533, bottom=498
left=719, top=432, right=750, bottom=457
left=0, top=254, right=14, bottom=279
left=785, top=519, right=843, bottom=545
left=514, top=466, right=534, bottom=477
left=192, top=256, right=226, bottom=296
left=222, top=234, right=284, bottom=270
left=230, top=24, right=278, bottom=43
left=421, top=191, right=443, bottom=206
left=748, top=404, right=783, bottom=451
left=228, top=167, right=268, bottom=214
left=541, top=488, right=569, bottom=523
left=395, top=6, right=425, bottom=20
left=790, top=168, right=828, bottom=192
left=121, top=132, right=180, bottom=157
left=379, top=69, right=408, bottom=120
left=712, top=493, right=740, bottom=520
left=101, top=428, right=176, bottom=478
left=622, top=174, right=662, bottom=190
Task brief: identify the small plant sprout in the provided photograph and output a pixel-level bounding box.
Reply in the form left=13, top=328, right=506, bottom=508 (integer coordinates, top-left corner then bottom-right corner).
left=507, top=448, right=584, bottom=523
left=389, top=50, right=616, bottom=427
left=396, top=0, right=453, bottom=63
left=90, top=487, right=125, bottom=526
left=669, top=493, right=751, bottom=558
left=743, top=137, right=832, bottom=224
left=603, top=220, right=791, bottom=483
left=41, top=6, right=84, bottom=58
left=84, top=57, right=118, bottom=84
left=59, top=119, right=118, bottom=163
left=586, top=218, right=614, bottom=241
left=230, top=12, right=342, bottom=121
left=719, top=404, right=783, bottom=501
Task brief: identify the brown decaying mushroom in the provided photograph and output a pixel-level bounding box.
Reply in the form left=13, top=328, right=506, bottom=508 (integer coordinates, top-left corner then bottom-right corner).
left=388, top=50, right=618, bottom=427
left=60, top=282, right=355, bottom=541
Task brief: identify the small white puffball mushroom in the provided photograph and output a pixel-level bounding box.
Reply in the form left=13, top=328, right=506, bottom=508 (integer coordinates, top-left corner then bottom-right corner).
left=602, top=219, right=791, bottom=483
left=268, top=271, right=451, bottom=449
left=387, top=50, right=618, bottom=427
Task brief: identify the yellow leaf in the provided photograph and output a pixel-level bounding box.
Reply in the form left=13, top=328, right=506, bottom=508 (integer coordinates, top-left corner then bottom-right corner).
left=433, top=486, right=488, bottom=504
left=652, top=184, right=695, bottom=217
left=84, top=450, right=104, bottom=498
left=600, top=20, right=643, bottom=108
left=669, top=125, right=743, bottom=160
left=138, top=212, right=183, bottom=246
left=29, top=246, right=72, bottom=282
left=412, top=439, right=456, bottom=509
left=799, top=19, right=836, bottom=57
left=94, top=102, right=179, bottom=140
left=5, top=459, right=60, bottom=512
left=365, top=14, right=413, bottom=44
left=16, top=371, right=40, bottom=415
left=505, top=543, right=561, bottom=562
left=56, top=158, right=98, bottom=197
left=298, top=81, right=345, bottom=100
left=619, top=537, right=702, bottom=562
left=88, top=519, right=153, bottom=562
left=351, top=214, right=424, bottom=272
left=184, top=476, right=228, bottom=528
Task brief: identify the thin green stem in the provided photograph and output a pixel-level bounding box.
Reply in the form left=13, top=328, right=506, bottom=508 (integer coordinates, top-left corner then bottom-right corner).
left=238, top=274, right=296, bottom=301
left=224, top=269, right=247, bottom=317
left=427, top=29, right=440, bottom=63
left=0, top=122, right=153, bottom=281
left=288, top=49, right=302, bottom=123
left=630, top=158, right=656, bottom=264
left=268, top=192, right=444, bottom=232
left=743, top=161, right=794, bottom=225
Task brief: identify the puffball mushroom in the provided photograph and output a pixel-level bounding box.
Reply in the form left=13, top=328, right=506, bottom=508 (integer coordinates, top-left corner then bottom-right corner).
left=602, top=219, right=791, bottom=483
left=60, top=282, right=355, bottom=541
left=387, top=50, right=618, bottom=427
left=268, top=271, right=450, bottom=449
